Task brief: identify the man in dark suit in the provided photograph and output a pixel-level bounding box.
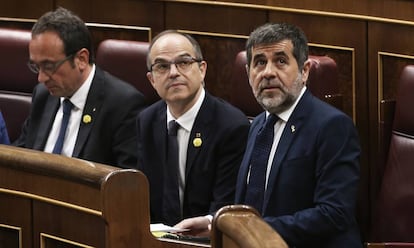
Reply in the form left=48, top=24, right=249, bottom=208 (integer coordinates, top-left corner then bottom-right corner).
left=13, top=7, right=147, bottom=169
left=176, top=23, right=362, bottom=247
left=137, top=30, right=250, bottom=226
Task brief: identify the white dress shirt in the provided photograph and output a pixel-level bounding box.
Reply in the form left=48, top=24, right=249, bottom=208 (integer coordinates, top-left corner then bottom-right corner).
left=44, top=65, right=95, bottom=157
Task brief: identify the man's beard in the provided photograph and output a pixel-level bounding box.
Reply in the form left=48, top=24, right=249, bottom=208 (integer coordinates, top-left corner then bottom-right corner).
left=255, top=74, right=304, bottom=114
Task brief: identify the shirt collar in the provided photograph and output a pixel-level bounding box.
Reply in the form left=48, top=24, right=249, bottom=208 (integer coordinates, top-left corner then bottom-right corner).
left=167, top=87, right=205, bottom=132
left=63, top=64, right=95, bottom=111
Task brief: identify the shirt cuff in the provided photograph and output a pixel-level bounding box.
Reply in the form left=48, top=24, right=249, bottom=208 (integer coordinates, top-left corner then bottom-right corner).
left=204, top=214, right=213, bottom=224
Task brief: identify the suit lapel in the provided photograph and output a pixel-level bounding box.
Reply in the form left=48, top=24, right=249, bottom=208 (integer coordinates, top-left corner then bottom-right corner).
left=155, top=105, right=168, bottom=166
left=34, top=96, right=60, bottom=150
left=235, top=113, right=266, bottom=203
left=72, top=68, right=105, bottom=157
left=263, top=90, right=311, bottom=210
left=185, top=94, right=213, bottom=178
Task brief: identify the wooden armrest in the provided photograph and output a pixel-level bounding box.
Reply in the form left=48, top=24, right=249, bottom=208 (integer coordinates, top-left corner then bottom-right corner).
left=212, top=205, right=288, bottom=248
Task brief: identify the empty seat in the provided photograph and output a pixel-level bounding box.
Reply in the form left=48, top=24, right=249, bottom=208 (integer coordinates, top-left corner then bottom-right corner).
left=0, top=28, right=37, bottom=142
left=96, top=39, right=160, bottom=105
left=229, top=51, right=342, bottom=118
left=373, top=65, right=414, bottom=242
left=0, top=28, right=38, bottom=93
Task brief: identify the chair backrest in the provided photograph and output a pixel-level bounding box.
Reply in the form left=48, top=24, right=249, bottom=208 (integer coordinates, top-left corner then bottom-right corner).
left=229, top=51, right=342, bottom=118
left=0, top=28, right=37, bottom=142
left=0, top=28, right=37, bottom=93
left=96, top=39, right=160, bottom=105
left=373, top=65, right=414, bottom=242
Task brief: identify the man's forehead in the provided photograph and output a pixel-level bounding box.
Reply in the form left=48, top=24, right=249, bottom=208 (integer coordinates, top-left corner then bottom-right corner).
left=150, top=34, right=194, bottom=59
left=252, top=39, right=293, bottom=56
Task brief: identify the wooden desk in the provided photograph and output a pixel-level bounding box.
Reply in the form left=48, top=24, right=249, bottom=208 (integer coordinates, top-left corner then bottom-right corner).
left=0, top=145, right=208, bottom=248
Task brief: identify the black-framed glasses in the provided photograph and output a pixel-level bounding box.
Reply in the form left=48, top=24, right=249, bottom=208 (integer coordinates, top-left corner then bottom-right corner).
left=150, top=56, right=202, bottom=75
left=27, top=54, right=75, bottom=76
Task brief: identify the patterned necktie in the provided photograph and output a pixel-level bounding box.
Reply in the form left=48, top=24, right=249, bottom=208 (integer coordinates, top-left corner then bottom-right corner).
left=244, top=114, right=278, bottom=212
left=52, top=99, right=73, bottom=154
left=163, top=120, right=182, bottom=225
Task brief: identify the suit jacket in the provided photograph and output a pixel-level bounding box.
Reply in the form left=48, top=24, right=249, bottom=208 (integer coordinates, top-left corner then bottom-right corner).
left=137, top=92, right=250, bottom=225
left=14, top=67, right=147, bottom=169
left=235, top=89, right=362, bottom=248
left=0, top=111, right=10, bottom=145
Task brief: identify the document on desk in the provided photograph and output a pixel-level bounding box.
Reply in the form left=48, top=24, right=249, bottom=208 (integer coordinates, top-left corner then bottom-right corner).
left=151, top=223, right=210, bottom=245
left=150, top=223, right=188, bottom=233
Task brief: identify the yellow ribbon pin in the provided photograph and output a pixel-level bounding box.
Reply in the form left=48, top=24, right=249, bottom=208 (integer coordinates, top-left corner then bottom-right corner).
left=193, top=138, right=202, bottom=147
left=193, top=132, right=202, bottom=147
left=83, top=114, right=92, bottom=124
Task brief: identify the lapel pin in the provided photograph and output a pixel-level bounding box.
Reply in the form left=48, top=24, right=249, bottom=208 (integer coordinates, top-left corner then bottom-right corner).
left=193, top=133, right=202, bottom=147
left=291, top=125, right=296, bottom=133
left=193, top=138, right=202, bottom=147
left=83, top=114, right=92, bottom=124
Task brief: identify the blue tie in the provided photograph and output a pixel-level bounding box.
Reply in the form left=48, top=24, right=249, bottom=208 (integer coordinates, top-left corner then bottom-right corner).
left=163, top=120, right=182, bottom=225
left=52, top=99, right=73, bottom=154
left=244, top=114, right=278, bottom=212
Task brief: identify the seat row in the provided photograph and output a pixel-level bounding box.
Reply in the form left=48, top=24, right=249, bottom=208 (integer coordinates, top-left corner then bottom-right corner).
left=2, top=26, right=414, bottom=246
left=0, top=27, right=343, bottom=142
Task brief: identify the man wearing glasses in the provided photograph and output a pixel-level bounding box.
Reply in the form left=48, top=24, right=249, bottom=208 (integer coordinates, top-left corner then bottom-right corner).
left=13, top=7, right=147, bottom=169
left=136, top=30, right=250, bottom=226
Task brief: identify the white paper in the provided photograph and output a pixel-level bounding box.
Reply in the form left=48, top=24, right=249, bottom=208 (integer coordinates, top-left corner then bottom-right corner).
left=150, top=223, right=189, bottom=233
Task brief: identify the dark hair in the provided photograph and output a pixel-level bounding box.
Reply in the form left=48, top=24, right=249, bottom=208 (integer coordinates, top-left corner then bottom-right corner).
left=146, top=30, right=204, bottom=70
left=32, top=7, right=95, bottom=63
left=245, top=23, right=308, bottom=70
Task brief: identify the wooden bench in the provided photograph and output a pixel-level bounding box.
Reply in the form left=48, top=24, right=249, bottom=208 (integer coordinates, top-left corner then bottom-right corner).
left=0, top=145, right=207, bottom=248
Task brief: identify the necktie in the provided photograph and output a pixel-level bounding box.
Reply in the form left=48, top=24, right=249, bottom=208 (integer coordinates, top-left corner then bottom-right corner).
left=52, top=99, right=73, bottom=154
left=163, top=120, right=181, bottom=225
left=244, top=114, right=278, bottom=212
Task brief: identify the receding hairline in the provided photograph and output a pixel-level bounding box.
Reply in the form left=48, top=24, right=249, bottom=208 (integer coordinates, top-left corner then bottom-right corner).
left=147, top=31, right=200, bottom=69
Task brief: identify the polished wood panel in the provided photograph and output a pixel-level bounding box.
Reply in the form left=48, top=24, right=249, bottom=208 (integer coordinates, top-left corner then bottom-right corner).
left=175, top=0, right=414, bottom=22
left=165, top=2, right=266, bottom=35
left=0, top=145, right=207, bottom=247
left=0, top=194, right=31, bottom=247
left=0, top=17, right=151, bottom=59
left=56, top=0, right=164, bottom=29
left=0, top=1, right=51, bottom=19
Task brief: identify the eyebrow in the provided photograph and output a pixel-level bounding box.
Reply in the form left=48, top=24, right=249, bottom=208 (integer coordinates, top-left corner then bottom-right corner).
left=273, top=51, right=289, bottom=58
left=153, top=53, right=193, bottom=63
left=253, top=50, right=290, bottom=63
left=252, top=53, right=266, bottom=62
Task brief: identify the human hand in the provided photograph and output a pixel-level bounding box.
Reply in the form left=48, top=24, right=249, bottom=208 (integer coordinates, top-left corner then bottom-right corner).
left=174, top=216, right=211, bottom=237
